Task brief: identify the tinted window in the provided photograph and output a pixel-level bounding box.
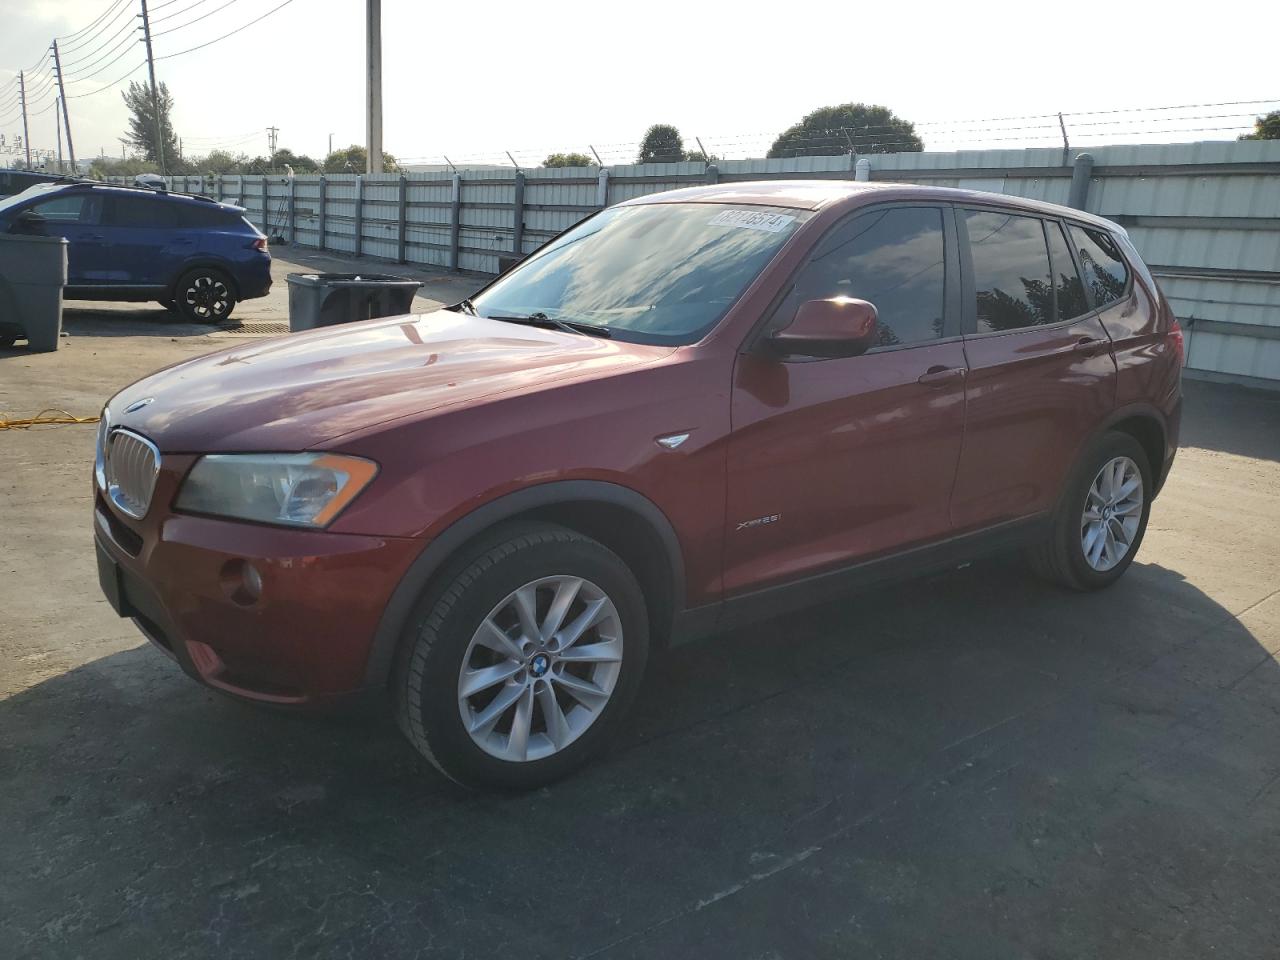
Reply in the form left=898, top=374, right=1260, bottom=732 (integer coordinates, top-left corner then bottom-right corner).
left=774, top=206, right=947, bottom=348
left=964, top=210, right=1054, bottom=332
left=1069, top=225, right=1130, bottom=308
left=176, top=203, right=234, bottom=228
left=31, top=194, right=90, bottom=223
left=108, top=196, right=180, bottom=228
left=472, top=203, right=809, bottom=345
left=1045, top=222, right=1090, bottom=320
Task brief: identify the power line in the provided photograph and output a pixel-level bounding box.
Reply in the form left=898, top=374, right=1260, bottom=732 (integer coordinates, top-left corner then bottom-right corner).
left=56, top=0, right=132, bottom=42
left=64, top=60, right=147, bottom=98
left=153, top=0, right=248, bottom=38
left=63, top=39, right=140, bottom=84
left=150, top=0, right=224, bottom=25
left=58, top=18, right=138, bottom=72
left=155, top=0, right=298, bottom=59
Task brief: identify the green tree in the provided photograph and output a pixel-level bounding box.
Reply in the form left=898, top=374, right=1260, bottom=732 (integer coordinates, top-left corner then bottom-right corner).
left=323, top=144, right=399, bottom=173
left=270, top=148, right=319, bottom=173
left=1239, top=111, right=1280, bottom=140
left=637, top=124, right=683, bottom=164
left=768, top=103, right=923, bottom=158
left=543, top=152, right=594, bottom=168
left=87, top=156, right=160, bottom=180
left=122, top=80, right=181, bottom=169
left=684, top=148, right=719, bottom=163
left=195, top=150, right=249, bottom=175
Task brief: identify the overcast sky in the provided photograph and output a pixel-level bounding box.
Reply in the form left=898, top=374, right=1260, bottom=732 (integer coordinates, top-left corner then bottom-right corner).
left=2, top=0, right=1277, bottom=168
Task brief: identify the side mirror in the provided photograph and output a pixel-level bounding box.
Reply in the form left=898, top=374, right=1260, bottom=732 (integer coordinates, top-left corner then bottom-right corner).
left=13, top=209, right=47, bottom=231
left=769, top=297, right=879, bottom=359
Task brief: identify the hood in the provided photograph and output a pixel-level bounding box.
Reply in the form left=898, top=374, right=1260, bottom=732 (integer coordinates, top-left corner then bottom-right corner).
left=108, top=310, right=672, bottom=452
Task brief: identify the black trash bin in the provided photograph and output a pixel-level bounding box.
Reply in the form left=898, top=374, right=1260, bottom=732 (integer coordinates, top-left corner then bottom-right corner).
left=286, top=273, right=423, bottom=332
left=0, top=233, right=67, bottom=352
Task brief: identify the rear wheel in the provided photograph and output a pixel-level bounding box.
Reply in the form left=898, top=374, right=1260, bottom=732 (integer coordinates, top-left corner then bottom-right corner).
left=0, top=334, right=16, bottom=349
left=394, top=523, right=649, bottom=790
left=173, top=268, right=236, bottom=323
left=1029, top=431, right=1152, bottom=590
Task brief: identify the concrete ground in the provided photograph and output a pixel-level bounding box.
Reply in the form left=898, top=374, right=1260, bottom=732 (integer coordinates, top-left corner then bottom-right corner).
left=2, top=259, right=1279, bottom=958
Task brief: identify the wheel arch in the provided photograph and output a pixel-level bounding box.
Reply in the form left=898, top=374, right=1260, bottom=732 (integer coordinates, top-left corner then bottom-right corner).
left=1101, top=405, right=1168, bottom=496
left=363, top=480, right=688, bottom=691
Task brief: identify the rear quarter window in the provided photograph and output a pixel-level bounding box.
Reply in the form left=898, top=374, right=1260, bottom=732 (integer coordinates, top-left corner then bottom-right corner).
left=1068, top=225, right=1131, bottom=308
left=176, top=204, right=238, bottom=229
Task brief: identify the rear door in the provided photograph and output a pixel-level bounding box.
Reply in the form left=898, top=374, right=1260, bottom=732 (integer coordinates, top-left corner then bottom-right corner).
left=101, top=194, right=182, bottom=286
left=725, top=203, right=968, bottom=595
left=951, top=207, right=1117, bottom=531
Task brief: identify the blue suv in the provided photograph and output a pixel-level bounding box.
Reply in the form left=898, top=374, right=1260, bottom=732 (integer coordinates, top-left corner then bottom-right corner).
left=0, top=181, right=271, bottom=324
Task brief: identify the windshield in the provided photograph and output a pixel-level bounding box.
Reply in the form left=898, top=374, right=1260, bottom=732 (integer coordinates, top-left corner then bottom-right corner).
left=471, top=202, right=810, bottom=345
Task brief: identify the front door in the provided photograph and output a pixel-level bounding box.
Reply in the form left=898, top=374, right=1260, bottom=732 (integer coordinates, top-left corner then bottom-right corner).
left=20, top=192, right=107, bottom=285
left=725, top=204, right=968, bottom=596
left=951, top=208, right=1118, bottom=531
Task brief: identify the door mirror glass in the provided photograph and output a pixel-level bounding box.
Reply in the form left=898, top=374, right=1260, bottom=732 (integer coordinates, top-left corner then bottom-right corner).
left=769, top=297, right=879, bottom=358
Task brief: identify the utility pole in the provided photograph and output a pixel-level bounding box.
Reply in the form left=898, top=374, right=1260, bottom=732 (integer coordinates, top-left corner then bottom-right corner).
left=55, top=100, right=64, bottom=173
left=50, top=40, right=76, bottom=173
left=139, top=0, right=166, bottom=174
left=267, top=126, right=279, bottom=155
left=328, top=132, right=333, bottom=157
left=18, top=71, right=31, bottom=169
left=366, top=0, right=383, bottom=174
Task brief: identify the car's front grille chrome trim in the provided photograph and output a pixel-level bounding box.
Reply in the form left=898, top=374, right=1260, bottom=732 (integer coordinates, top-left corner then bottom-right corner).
left=104, top=429, right=161, bottom=520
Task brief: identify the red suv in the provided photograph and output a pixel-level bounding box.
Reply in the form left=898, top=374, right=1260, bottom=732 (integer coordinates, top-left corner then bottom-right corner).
left=94, top=181, right=1183, bottom=788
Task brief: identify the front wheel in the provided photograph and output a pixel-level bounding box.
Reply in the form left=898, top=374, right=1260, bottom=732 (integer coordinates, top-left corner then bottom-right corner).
left=394, top=524, right=649, bottom=790
left=173, top=268, right=236, bottom=323
left=1029, top=431, right=1152, bottom=590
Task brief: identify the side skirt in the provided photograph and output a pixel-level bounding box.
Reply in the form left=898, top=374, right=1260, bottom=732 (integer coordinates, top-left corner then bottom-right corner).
left=670, top=514, right=1050, bottom=645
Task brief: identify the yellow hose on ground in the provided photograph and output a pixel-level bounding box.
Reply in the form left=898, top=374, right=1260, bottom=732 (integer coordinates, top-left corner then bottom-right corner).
left=0, top=409, right=101, bottom=430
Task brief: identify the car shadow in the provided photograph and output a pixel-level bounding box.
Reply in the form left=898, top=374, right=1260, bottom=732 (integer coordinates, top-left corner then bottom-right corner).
left=2, top=556, right=1277, bottom=958
left=60, top=304, right=224, bottom=339
left=1180, top=377, right=1280, bottom=462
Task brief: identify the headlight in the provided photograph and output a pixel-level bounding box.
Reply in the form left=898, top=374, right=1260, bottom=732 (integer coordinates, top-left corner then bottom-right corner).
left=175, top=453, right=378, bottom=528
left=94, top=406, right=111, bottom=489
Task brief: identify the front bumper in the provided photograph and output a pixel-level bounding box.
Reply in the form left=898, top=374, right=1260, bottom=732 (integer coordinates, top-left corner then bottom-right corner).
left=94, top=459, right=421, bottom=705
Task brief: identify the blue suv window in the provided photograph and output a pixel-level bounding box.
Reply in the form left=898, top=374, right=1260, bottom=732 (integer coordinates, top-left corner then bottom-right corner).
left=107, top=195, right=180, bottom=228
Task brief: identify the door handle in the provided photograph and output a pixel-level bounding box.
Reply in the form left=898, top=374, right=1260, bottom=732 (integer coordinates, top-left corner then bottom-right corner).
left=917, top=365, right=966, bottom=386
left=1073, top=337, right=1107, bottom=356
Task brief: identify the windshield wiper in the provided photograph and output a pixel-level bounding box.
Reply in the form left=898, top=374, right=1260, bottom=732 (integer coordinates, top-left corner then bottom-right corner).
left=453, top=298, right=478, bottom=316
left=486, top=311, right=612, bottom=338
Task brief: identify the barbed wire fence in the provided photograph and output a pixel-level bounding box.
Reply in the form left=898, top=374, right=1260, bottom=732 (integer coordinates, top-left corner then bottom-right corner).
left=390, top=99, right=1280, bottom=171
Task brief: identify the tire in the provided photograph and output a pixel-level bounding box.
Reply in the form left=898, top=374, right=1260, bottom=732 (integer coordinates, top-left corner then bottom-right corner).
left=394, top=523, right=649, bottom=790
left=0, top=334, right=16, bottom=349
left=1029, top=431, right=1152, bottom=591
left=173, top=268, right=236, bottom=324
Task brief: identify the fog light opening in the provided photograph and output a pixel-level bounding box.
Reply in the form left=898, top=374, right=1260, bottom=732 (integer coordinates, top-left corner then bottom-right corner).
left=219, top=559, right=264, bottom=606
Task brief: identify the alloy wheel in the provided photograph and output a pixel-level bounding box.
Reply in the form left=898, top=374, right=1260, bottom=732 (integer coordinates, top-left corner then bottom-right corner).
left=1080, top=455, right=1144, bottom=572
left=183, top=274, right=231, bottom=320
left=457, top=575, right=623, bottom=762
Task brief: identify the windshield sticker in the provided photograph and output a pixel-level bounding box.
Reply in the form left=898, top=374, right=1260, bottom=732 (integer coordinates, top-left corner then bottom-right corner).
left=707, top=209, right=796, bottom=233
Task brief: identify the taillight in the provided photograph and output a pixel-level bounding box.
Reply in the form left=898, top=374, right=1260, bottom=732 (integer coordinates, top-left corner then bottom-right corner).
left=1169, top=316, right=1185, bottom=367
left=253, top=237, right=268, bottom=252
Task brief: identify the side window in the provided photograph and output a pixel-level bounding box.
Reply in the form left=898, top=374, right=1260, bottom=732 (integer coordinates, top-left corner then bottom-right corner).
left=31, top=194, right=90, bottom=223
left=776, top=206, right=947, bottom=348
left=1044, top=222, right=1090, bottom=320
left=108, top=196, right=180, bottom=228
left=1068, top=225, right=1130, bottom=308
left=176, top=204, right=231, bottom=228
left=964, top=210, right=1054, bottom=333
